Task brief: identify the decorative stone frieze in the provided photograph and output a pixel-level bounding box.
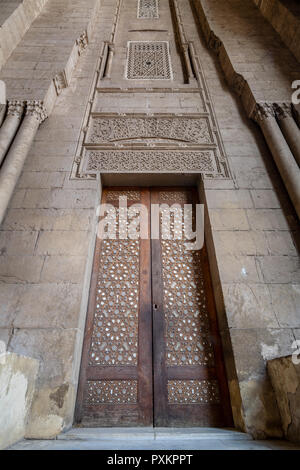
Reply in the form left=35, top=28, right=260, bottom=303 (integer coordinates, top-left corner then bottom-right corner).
left=84, top=149, right=217, bottom=173
left=53, top=71, right=68, bottom=96
left=76, top=31, right=88, bottom=55
left=87, top=115, right=212, bottom=145
left=252, top=102, right=275, bottom=124
left=26, top=101, right=48, bottom=124
left=273, top=102, right=292, bottom=120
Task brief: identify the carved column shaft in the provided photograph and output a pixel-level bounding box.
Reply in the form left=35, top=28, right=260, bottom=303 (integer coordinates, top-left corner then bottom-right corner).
left=0, top=100, right=25, bottom=166
left=0, top=101, right=47, bottom=225
left=253, top=103, right=300, bottom=219
left=274, top=103, right=300, bottom=167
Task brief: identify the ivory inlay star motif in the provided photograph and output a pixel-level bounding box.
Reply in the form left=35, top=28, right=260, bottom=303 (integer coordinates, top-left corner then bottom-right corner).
left=126, top=42, right=172, bottom=80
left=85, top=149, right=216, bottom=173
left=88, top=116, right=212, bottom=145
left=168, top=380, right=220, bottom=404
left=137, top=0, right=159, bottom=19
left=89, top=215, right=139, bottom=366
left=160, top=204, right=215, bottom=367
left=85, top=380, right=138, bottom=404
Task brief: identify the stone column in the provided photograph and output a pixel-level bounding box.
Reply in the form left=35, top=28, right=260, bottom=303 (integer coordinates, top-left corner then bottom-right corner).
left=253, top=103, right=300, bottom=219
left=274, top=103, right=300, bottom=167
left=0, top=101, right=47, bottom=226
left=0, top=100, right=25, bottom=166
left=103, top=43, right=115, bottom=79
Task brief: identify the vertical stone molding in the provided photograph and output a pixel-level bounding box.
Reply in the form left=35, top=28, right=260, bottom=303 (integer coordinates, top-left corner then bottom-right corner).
left=0, top=101, right=47, bottom=226
left=182, top=43, right=195, bottom=82
left=274, top=103, right=300, bottom=167
left=103, top=43, right=115, bottom=79
left=253, top=103, right=300, bottom=219
left=0, top=100, right=25, bottom=166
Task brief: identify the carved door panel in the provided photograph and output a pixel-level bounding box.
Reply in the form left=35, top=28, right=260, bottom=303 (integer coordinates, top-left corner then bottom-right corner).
left=151, top=188, right=232, bottom=427
left=75, top=187, right=232, bottom=427
left=75, top=189, right=153, bottom=426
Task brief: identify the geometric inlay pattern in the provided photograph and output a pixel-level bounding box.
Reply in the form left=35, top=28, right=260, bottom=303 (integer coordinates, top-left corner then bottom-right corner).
left=168, top=380, right=220, bottom=404
left=85, top=149, right=217, bottom=173
left=88, top=210, right=139, bottom=366
left=137, top=0, right=159, bottom=19
left=88, top=116, right=212, bottom=145
left=84, top=380, right=138, bottom=404
left=126, top=41, right=172, bottom=80
left=160, top=203, right=215, bottom=366
left=106, top=190, right=141, bottom=202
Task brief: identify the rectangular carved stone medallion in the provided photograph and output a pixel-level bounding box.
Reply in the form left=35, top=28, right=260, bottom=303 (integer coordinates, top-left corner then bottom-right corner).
left=137, top=0, right=159, bottom=19
left=126, top=41, right=172, bottom=80
left=83, top=149, right=217, bottom=174
left=86, top=115, right=213, bottom=145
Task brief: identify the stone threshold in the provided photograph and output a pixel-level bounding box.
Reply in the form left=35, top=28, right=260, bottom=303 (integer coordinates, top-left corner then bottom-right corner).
left=58, top=427, right=252, bottom=441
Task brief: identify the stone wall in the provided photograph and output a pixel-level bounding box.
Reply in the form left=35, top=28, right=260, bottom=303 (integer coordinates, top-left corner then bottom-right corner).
left=192, top=0, right=300, bottom=438
left=0, top=0, right=49, bottom=72
left=0, top=0, right=103, bottom=438
left=252, top=0, right=300, bottom=63
left=0, top=0, right=299, bottom=440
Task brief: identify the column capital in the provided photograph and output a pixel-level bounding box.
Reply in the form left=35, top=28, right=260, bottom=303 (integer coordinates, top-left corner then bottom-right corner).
left=273, top=102, right=292, bottom=120
left=7, top=100, right=25, bottom=118
left=252, top=102, right=275, bottom=124
left=26, top=100, right=48, bottom=124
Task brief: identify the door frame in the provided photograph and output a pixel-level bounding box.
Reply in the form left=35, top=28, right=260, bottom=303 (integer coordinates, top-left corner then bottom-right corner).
left=72, top=179, right=237, bottom=429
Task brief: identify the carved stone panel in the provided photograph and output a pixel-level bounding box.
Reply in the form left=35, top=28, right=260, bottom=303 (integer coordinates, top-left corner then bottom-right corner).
left=126, top=42, right=172, bottom=80
left=87, top=115, right=213, bottom=145
left=137, top=0, right=159, bottom=19
left=84, top=149, right=217, bottom=173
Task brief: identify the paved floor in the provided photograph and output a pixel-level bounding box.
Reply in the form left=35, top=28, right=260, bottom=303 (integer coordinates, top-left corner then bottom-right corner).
left=9, top=428, right=300, bottom=450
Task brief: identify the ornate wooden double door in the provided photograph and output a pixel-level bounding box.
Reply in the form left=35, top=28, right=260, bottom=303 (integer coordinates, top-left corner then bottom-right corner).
left=75, top=188, right=232, bottom=427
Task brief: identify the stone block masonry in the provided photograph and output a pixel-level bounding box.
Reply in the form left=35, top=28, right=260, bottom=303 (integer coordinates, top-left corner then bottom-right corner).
left=0, top=0, right=299, bottom=442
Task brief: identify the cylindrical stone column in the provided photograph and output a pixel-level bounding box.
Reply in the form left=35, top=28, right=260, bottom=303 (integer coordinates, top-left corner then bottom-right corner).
left=0, top=100, right=25, bottom=166
left=253, top=103, right=300, bottom=219
left=274, top=102, right=300, bottom=167
left=0, top=100, right=47, bottom=226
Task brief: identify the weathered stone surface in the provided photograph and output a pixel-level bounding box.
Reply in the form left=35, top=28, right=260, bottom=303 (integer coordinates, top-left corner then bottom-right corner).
left=25, top=383, right=76, bottom=439
left=0, top=351, right=39, bottom=449
left=268, top=356, right=300, bottom=443
left=0, top=0, right=299, bottom=442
